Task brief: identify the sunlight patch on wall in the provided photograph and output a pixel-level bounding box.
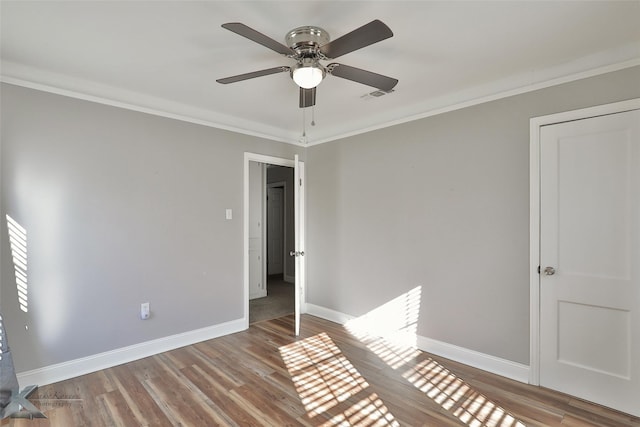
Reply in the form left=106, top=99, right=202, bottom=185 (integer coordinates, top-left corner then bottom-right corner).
left=279, top=332, right=399, bottom=426
left=346, top=286, right=422, bottom=359
left=6, top=215, right=28, bottom=313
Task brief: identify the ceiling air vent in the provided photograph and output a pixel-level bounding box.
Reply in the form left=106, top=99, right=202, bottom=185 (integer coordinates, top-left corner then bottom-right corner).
left=360, top=89, right=394, bottom=100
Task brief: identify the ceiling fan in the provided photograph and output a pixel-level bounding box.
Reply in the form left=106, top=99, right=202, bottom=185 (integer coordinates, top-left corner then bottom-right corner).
left=216, top=20, right=398, bottom=108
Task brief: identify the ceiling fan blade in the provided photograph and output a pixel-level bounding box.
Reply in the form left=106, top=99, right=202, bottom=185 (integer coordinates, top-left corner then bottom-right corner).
left=320, top=20, right=393, bottom=59
left=222, top=23, right=295, bottom=56
left=328, top=63, right=398, bottom=91
left=299, top=87, right=316, bottom=108
left=217, top=66, right=290, bottom=84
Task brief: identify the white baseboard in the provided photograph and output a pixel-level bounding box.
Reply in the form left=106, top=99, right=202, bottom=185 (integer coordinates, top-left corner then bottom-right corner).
left=17, top=317, right=246, bottom=388
left=305, top=303, right=529, bottom=384
left=305, top=303, right=355, bottom=325
left=415, top=335, right=529, bottom=383
left=18, top=305, right=530, bottom=388
left=250, top=290, right=267, bottom=300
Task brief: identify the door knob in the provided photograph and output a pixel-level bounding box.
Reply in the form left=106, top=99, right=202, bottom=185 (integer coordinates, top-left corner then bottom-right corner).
left=289, top=251, right=305, bottom=257
left=290, top=251, right=296, bottom=257
left=543, top=266, right=556, bottom=275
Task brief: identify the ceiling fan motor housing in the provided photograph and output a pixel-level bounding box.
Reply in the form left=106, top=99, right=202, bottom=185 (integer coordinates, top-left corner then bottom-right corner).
left=286, top=26, right=330, bottom=88
left=285, top=26, right=330, bottom=56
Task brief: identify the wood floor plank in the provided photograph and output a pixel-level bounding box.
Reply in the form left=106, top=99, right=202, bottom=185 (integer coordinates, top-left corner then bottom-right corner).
left=5, top=314, right=639, bottom=426
left=229, top=383, right=302, bottom=426
left=97, top=389, right=143, bottom=427
left=189, top=354, right=246, bottom=391
left=180, top=365, right=261, bottom=427
left=104, top=364, right=171, bottom=427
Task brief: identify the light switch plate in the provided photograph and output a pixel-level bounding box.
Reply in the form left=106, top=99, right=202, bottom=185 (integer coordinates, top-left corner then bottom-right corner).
left=140, top=302, right=150, bottom=320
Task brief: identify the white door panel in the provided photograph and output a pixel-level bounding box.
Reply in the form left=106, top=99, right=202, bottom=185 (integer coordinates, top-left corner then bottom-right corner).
left=539, top=109, right=640, bottom=416
left=267, top=187, right=284, bottom=275
left=557, top=301, right=630, bottom=379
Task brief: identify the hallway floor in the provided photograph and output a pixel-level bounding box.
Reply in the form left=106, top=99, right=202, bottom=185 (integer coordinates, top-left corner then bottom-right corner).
left=249, top=276, right=294, bottom=324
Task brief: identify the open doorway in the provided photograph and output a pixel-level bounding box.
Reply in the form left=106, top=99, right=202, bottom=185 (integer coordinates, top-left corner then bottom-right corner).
left=248, top=163, right=295, bottom=324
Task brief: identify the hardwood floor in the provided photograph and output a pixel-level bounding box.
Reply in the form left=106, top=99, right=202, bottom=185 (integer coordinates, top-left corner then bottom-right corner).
left=3, top=314, right=639, bottom=426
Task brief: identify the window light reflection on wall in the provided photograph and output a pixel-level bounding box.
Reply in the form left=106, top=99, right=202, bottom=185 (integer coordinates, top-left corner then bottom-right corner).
left=6, top=215, right=28, bottom=313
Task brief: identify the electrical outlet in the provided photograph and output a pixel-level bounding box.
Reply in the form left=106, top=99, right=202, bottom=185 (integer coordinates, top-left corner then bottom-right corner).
left=140, top=302, right=150, bottom=320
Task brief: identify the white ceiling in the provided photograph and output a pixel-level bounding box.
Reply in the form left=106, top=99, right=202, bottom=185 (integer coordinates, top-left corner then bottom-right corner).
left=2, top=1, right=639, bottom=145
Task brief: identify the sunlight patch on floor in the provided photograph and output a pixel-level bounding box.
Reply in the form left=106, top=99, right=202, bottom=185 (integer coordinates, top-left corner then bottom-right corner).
left=279, top=332, right=399, bottom=426
left=344, top=285, right=527, bottom=426
left=405, top=356, right=526, bottom=427
left=321, top=392, right=396, bottom=427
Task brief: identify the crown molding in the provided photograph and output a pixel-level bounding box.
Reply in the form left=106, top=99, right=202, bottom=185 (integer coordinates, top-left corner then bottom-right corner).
left=0, top=63, right=305, bottom=146
left=305, top=57, right=640, bottom=146
left=2, top=54, right=639, bottom=148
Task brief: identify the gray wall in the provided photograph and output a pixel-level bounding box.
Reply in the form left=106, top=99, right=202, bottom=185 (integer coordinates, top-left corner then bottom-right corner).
left=267, top=166, right=295, bottom=280
left=306, top=66, right=640, bottom=365
left=2, top=65, right=639, bottom=374
left=0, top=84, right=299, bottom=372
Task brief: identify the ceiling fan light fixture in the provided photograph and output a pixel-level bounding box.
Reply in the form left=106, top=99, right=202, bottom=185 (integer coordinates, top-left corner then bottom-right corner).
left=219, top=20, right=397, bottom=108
left=292, top=59, right=325, bottom=89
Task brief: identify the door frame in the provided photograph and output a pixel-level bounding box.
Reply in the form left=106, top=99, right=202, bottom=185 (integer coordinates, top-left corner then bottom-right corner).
left=528, top=98, right=640, bottom=385
left=243, top=152, right=304, bottom=330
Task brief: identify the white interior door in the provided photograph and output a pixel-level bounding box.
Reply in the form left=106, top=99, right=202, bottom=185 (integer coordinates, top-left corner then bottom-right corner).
left=293, top=155, right=305, bottom=336
left=267, top=186, right=284, bottom=275
left=539, top=109, right=640, bottom=416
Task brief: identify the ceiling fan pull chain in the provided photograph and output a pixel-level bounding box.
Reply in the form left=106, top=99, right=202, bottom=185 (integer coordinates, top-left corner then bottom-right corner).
left=302, top=108, right=306, bottom=137
left=311, top=106, right=316, bottom=126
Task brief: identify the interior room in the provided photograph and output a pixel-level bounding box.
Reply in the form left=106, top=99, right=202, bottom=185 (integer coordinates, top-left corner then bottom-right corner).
left=1, top=1, right=640, bottom=425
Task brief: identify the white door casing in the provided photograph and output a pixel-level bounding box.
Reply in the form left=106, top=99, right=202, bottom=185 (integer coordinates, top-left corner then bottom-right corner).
left=530, top=100, right=640, bottom=417
left=248, top=162, right=266, bottom=300
left=244, top=152, right=305, bottom=334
